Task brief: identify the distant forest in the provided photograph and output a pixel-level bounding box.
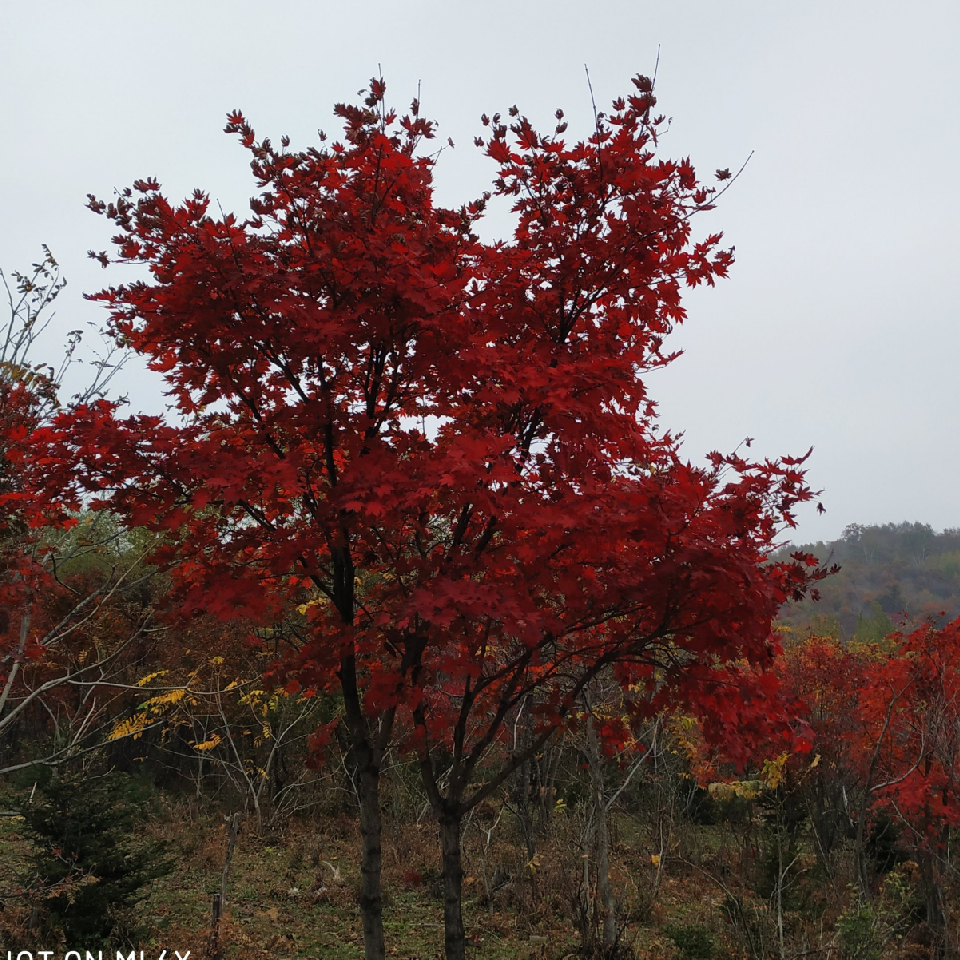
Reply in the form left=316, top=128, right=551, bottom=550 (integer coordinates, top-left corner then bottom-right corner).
left=775, top=521, right=960, bottom=640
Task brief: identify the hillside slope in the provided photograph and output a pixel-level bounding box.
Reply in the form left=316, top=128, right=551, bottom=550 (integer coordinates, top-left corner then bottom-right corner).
left=775, top=522, right=960, bottom=639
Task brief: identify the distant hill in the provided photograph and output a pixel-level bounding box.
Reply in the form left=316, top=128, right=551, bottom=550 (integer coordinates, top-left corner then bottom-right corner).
left=774, top=522, right=960, bottom=641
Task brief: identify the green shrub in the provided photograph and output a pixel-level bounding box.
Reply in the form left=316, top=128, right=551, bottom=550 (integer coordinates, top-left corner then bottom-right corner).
left=836, top=902, right=884, bottom=960
left=18, top=770, right=173, bottom=947
left=664, top=921, right=719, bottom=960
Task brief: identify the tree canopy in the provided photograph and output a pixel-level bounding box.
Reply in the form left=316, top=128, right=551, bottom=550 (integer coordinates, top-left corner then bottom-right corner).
left=25, top=76, right=824, bottom=960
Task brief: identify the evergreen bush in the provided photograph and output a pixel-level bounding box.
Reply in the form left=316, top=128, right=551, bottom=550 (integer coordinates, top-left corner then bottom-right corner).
left=18, top=770, right=172, bottom=947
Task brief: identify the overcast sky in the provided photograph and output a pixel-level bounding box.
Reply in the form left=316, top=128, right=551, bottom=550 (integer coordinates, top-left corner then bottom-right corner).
left=2, top=1, right=958, bottom=546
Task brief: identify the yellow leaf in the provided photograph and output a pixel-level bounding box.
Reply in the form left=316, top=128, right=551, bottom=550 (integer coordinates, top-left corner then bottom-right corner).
left=108, top=712, right=151, bottom=741
left=761, top=752, right=790, bottom=791
left=297, top=597, right=327, bottom=614
left=135, top=670, right=167, bottom=688
left=192, top=734, right=222, bottom=751
left=650, top=854, right=660, bottom=867
left=141, top=688, right=187, bottom=711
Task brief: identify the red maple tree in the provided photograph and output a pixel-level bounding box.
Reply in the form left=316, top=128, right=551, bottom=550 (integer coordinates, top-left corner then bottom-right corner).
left=740, top=625, right=960, bottom=948
left=32, top=77, right=823, bottom=960
left=851, top=622, right=960, bottom=938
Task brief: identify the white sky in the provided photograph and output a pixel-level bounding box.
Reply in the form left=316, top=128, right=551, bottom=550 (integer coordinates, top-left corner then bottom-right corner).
left=2, top=1, right=958, bottom=546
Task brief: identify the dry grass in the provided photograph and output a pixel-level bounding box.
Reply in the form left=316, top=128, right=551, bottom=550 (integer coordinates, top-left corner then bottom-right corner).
left=6, top=789, right=936, bottom=960
left=0, top=798, right=725, bottom=958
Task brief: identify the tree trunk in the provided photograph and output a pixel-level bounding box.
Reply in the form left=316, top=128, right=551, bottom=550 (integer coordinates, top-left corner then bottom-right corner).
left=440, top=813, right=467, bottom=960
left=220, top=812, right=242, bottom=906
left=918, top=831, right=945, bottom=956
left=595, top=800, right=616, bottom=950
left=208, top=812, right=242, bottom=958
left=337, top=635, right=394, bottom=960
left=852, top=787, right=871, bottom=901
left=357, top=757, right=387, bottom=960
left=513, top=697, right=537, bottom=862
left=775, top=825, right=785, bottom=960
left=914, top=764, right=946, bottom=955
left=514, top=754, right=537, bottom=861
left=920, top=852, right=945, bottom=956
left=586, top=713, right=617, bottom=951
